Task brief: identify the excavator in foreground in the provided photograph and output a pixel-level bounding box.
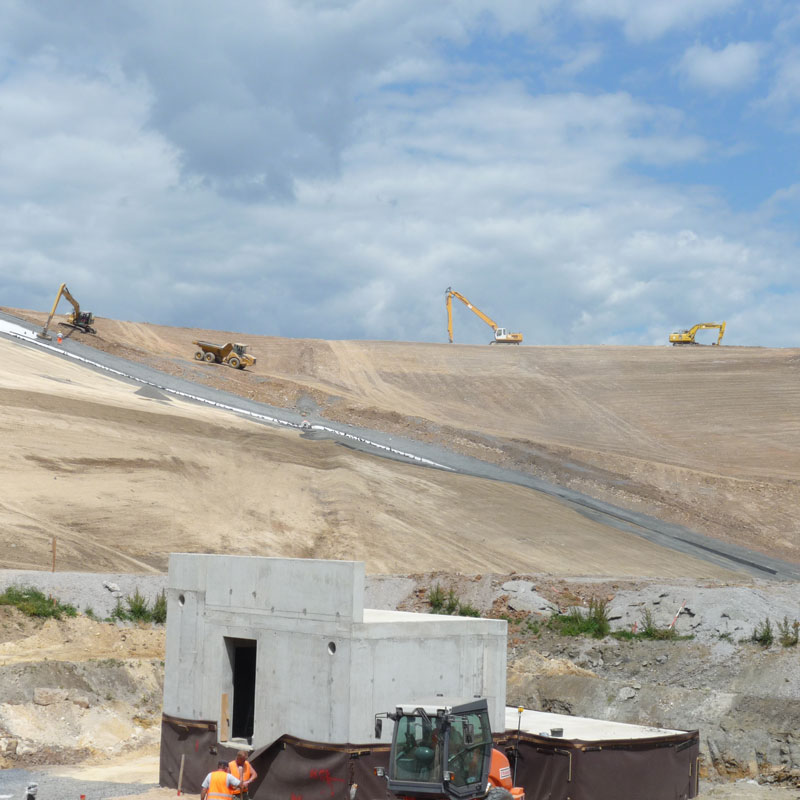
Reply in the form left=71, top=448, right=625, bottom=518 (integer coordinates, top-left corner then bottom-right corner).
left=374, top=698, right=524, bottom=800
left=669, top=321, right=726, bottom=346
left=445, top=288, right=523, bottom=345
left=38, top=283, right=96, bottom=340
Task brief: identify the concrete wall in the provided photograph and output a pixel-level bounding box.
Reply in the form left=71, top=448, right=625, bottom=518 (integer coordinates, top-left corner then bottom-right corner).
left=163, top=554, right=507, bottom=747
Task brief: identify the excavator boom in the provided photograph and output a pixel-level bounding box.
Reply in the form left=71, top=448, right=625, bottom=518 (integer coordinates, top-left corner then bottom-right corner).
left=669, top=321, right=725, bottom=346
left=39, top=283, right=96, bottom=339
left=445, top=287, right=523, bottom=345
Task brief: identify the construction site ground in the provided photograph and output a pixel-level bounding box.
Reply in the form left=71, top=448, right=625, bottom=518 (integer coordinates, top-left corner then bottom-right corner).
left=0, top=308, right=799, bottom=798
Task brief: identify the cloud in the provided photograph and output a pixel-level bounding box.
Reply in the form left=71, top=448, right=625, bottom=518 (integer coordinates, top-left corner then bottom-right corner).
left=0, top=1, right=798, bottom=349
left=573, top=0, right=741, bottom=41
left=677, top=42, right=761, bottom=91
left=762, top=48, right=800, bottom=109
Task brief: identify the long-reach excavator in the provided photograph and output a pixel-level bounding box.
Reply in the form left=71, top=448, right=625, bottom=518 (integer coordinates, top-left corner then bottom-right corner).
left=668, top=321, right=726, bottom=346
left=38, top=283, right=96, bottom=340
left=445, top=288, right=523, bottom=345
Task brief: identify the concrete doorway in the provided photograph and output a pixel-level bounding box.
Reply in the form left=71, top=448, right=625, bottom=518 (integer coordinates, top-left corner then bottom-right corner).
left=226, top=637, right=257, bottom=742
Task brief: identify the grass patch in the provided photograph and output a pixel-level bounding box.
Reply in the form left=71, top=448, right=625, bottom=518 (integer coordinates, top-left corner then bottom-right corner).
left=456, top=603, right=480, bottom=617
left=751, top=617, right=774, bottom=647
left=548, top=598, right=610, bottom=639
left=778, top=617, right=799, bottom=648
left=428, top=584, right=482, bottom=618
left=610, top=608, right=692, bottom=642
left=152, top=590, right=167, bottom=624
left=428, top=584, right=445, bottom=613
left=638, top=608, right=681, bottom=640
left=0, top=586, right=77, bottom=619
left=109, top=588, right=168, bottom=624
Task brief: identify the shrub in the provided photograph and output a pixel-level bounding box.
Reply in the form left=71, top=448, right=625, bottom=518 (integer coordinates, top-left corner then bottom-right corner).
left=152, top=590, right=167, bottom=624
left=751, top=618, right=774, bottom=647
left=456, top=603, right=480, bottom=617
left=444, top=589, right=459, bottom=615
left=549, top=598, right=610, bottom=639
left=777, top=617, right=799, bottom=648
left=428, top=584, right=445, bottom=613
left=110, top=598, right=129, bottom=622
left=638, top=608, right=679, bottom=641
left=126, top=588, right=151, bottom=622
left=0, top=586, right=77, bottom=619
left=108, top=589, right=167, bottom=624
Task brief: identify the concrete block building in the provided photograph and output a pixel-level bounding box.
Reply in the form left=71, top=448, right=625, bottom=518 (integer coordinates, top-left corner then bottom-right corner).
left=160, top=554, right=699, bottom=800
left=160, top=554, right=506, bottom=792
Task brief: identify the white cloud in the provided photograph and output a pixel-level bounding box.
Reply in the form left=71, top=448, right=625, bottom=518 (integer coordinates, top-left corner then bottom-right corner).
left=762, top=48, right=800, bottom=107
left=677, top=42, right=761, bottom=91
left=0, top=1, right=797, bottom=349
left=574, top=0, right=741, bottom=41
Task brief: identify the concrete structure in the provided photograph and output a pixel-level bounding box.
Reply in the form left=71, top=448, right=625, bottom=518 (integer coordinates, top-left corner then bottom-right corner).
left=163, top=554, right=507, bottom=746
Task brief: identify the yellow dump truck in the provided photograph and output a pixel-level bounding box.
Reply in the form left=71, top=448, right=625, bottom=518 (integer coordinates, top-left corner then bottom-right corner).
left=192, top=340, right=256, bottom=370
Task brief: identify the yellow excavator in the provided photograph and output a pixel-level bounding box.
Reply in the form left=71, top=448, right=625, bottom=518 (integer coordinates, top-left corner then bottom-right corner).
left=38, top=283, right=96, bottom=340
left=445, top=288, right=523, bottom=345
left=669, top=321, right=726, bottom=346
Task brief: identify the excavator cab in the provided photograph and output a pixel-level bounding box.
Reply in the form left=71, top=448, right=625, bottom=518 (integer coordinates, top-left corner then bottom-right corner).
left=38, top=283, right=96, bottom=339
left=374, top=699, right=501, bottom=800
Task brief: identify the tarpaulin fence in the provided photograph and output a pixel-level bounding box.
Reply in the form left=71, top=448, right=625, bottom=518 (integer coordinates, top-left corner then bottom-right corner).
left=160, top=714, right=698, bottom=800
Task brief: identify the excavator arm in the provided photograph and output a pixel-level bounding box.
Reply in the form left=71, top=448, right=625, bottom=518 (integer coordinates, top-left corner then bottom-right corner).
left=669, top=321, right=726, bottom=346
left=445, top=288, right=499, bottom=343
left=445, top=287, right=523, bottom=344
left=39, top=283, right=95, bottom=339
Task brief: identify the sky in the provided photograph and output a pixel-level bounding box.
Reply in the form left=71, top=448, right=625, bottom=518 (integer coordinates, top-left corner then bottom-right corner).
left=0, top=1, right=799, bottom=347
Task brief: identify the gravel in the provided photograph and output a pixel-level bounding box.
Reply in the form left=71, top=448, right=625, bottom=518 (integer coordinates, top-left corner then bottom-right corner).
left=0, top=768, right=157, bottom=800
left=0, top=571, right=168, bottom=620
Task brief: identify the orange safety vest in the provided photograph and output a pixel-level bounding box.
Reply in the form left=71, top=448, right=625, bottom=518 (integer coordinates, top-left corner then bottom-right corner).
left=229, top=760, right=253, bottom=794
left=208, top=769, right=235, bottom=799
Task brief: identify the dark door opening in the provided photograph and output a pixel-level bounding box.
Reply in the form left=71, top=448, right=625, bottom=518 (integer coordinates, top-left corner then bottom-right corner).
left=226, top=638, right=257, bottom=742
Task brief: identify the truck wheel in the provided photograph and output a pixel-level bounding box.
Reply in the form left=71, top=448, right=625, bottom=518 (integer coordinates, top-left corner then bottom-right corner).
left=204, top=352, right=215, bottom=363
left=194, top=351, right=204, bottom=361
left=228, top=357, right=241, bottom=369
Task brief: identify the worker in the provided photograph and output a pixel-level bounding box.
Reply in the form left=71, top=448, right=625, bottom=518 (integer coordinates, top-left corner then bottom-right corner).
left=229, top=750, right=258, bottom=799
left=200, top=760, right=241, bottom=800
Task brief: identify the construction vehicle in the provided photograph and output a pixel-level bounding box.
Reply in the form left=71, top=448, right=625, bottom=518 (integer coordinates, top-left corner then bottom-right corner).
left=192, top=340, right=256, bottom=370
left=38, top=283, right=96, bottom=339
left=445, top=288, right=523, bottom=345
left=669, top=321, right=726, bottom=346
left=374, top=698, right=524, bottom=800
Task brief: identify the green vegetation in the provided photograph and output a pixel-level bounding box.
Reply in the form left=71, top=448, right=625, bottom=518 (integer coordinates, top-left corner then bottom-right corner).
left=751, top=617, right=774, bottom=647
left=456, top=602, right=480, bottom=617
left=610, top=608, right=691, bottom=642
left=427, top=584, right=482, bottom=618
left=152, top=590, right=167, bottom=624
left=526, top=618, right=541, bottom=635
left=636, top=608, right=681, bottom=640
left=428, top=584, right=445, bottom=613
left=109, top=588, right=168, bottom=624
left=548, top=598, right=610, bottom=639
left=778, top=617, right=799, bottom=647
left=0, top=586, right=77, bottom=619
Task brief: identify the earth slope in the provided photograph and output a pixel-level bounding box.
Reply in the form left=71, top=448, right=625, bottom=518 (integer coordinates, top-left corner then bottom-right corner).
left=5, top=307, right=799, bottom=570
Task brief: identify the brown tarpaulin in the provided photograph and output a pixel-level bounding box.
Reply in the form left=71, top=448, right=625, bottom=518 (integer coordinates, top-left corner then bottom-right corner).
left=160, top=714, right=391, bottom=800
left=160, top=714, right=698, bottom=800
